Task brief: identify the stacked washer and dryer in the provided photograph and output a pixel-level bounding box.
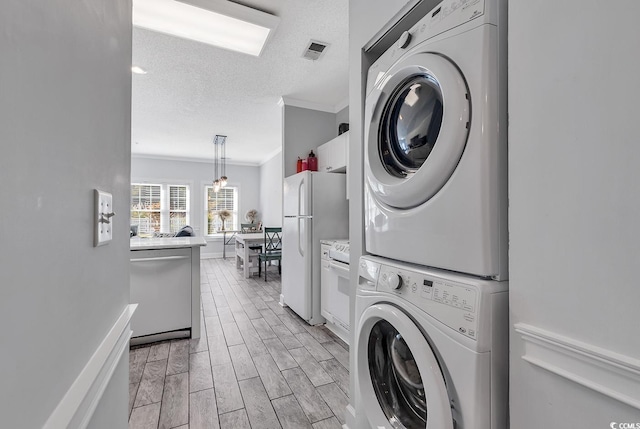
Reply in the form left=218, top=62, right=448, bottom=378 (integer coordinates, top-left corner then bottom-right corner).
left=355, top=0, right=509, bottom=428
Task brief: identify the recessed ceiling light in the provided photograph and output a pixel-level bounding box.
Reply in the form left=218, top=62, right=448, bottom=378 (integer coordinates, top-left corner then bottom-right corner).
left=133, top=0, right=280, bottom=57
left=131, top=66, right=148, bottom=75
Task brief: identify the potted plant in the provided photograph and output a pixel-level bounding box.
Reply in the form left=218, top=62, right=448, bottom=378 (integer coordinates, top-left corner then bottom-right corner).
left=218, top=210, right=231, bottom=231
left=245, top=209, right=258, bottom=224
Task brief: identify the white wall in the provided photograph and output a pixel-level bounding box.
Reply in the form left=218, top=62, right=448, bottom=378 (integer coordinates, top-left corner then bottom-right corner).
left=509, top=1, right=640, bottom=427
left=336, top=105, right=349, bottom=129
left=131, top=157, right=261, bottom=257
left=282, top=104, right=337, bottom=177
left=259, top=151, right=283, bottom=227
left=0, top=0, right=131, bottom=427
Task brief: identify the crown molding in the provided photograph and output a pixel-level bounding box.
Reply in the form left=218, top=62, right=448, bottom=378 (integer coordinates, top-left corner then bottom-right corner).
left=279, top=96, right=348, bottom=114
left=259, top=148, right=282, bottom=166
left=334, top=97, right=349, bottom=113
left=131, top=152, right=261, bottom=167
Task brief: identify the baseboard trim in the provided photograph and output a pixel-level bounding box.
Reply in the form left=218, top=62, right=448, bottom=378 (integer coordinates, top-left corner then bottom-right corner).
left=515, top=323, right=640, bottom=410
left=130, top=328, right=190, bottom=346
left=44, top=304, right=137, bottom=429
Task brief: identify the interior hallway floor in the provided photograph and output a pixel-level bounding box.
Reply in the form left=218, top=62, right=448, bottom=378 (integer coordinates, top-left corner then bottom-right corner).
left=128, top=257, right=350, bottom=429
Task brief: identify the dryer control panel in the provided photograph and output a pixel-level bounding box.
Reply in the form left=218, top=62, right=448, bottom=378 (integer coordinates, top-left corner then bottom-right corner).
left=366, top=0, right=491, bottom=96
left=359, top=256, right=479, bottom=340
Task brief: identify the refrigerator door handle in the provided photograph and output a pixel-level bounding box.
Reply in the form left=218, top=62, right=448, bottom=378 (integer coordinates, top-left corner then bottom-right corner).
left=298, top=218, right=304, bottom=257
left=298, top=177, right=304, bottom=216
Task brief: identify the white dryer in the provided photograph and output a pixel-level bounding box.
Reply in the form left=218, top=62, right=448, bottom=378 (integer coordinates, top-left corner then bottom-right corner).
left=354, top=255, right=508, bottom=429
left=364, top=0, right=508, bottom=280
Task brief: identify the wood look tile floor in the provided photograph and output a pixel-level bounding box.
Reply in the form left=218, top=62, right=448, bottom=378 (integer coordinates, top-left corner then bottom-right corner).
left=129, top=258, right=349, bottom=429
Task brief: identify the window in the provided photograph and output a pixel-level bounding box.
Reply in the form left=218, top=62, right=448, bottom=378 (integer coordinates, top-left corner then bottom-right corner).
left=131, top=183, right=190, bottom=234
left=205, top=186, right=238, bottom=234
left=169, top=185, right=188, bottom=232
left=131, top=184, right=161, bottom=234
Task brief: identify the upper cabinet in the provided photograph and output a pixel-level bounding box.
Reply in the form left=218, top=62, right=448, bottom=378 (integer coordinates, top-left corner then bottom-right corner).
left=317, top=131, right=349, bottom=173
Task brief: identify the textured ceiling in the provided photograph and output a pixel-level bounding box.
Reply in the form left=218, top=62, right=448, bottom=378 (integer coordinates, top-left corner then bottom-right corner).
left=131, top=0, right=349, bottom=165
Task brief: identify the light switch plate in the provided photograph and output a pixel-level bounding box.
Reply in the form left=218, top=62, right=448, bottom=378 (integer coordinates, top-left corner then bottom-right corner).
left=94, top=189, right=114, bottom=247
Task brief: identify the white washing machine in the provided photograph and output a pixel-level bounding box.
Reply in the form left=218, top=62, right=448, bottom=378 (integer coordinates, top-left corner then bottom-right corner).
left=354, top=255, right=508, bottom=429
left=364, top=0, right=508, bottom=280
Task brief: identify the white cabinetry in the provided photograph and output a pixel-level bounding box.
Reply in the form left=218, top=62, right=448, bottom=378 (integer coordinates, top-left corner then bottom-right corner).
left=317, top=131, right=348, bottom=173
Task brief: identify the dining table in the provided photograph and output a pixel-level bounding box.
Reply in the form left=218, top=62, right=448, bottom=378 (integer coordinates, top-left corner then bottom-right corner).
left=235, top=232, right=264, bottom=278
left=220, top=229, right=240, bottom=259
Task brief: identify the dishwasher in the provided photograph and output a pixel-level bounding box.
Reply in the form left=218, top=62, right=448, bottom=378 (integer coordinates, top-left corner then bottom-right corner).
left=130, top=247, right=192, bottom=342
left=320, top=239, right=350, bottom=344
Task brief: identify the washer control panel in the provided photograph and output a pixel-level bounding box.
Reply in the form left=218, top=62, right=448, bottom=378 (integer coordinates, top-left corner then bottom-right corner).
left=359, top=257, right=479, bottom=340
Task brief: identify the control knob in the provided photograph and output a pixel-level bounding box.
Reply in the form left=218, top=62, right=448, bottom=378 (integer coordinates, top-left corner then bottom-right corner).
left=388, top=273, right=403, bottom=290
left=397, top=31, right=412, bottom=49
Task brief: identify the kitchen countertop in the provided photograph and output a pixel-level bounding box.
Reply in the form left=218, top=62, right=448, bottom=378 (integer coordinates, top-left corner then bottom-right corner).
left=130, top=236, right=207, bottom=250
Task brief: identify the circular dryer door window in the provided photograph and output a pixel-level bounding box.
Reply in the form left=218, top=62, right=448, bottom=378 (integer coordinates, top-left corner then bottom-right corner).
left=380, top=74, right=443, bottom=176
left=365, top=53, right=470, bottom=209
left=356, top=304, right=454, bottom=429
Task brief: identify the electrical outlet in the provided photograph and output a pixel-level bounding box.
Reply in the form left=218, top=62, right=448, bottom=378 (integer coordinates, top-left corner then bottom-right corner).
left=95, top=189, right=114, bottom=246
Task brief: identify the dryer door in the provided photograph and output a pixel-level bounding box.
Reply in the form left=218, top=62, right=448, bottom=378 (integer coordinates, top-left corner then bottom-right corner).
left=365, top=52, right=470, bottom=209
left=356, top=303, right=454, bottom=429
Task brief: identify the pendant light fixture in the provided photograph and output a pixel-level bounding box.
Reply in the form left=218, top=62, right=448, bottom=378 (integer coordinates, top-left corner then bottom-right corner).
left=212, top=134, right=228, bottom=193
left=219, top=134, right=228, bottom=187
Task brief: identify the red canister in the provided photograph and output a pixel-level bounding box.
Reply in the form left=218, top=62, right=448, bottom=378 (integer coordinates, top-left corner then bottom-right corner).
left=296, top=157, right=303, bottom=173
left=301, top=158, right=308, bottom=171
left=307, top=150, right=318, bottom=171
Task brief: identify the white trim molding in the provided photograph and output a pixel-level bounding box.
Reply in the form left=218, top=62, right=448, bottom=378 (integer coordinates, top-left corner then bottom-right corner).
left=334, top=97, right=349, bottom=113
left=515, top=323, right=640, bottom=410
left=44, top=304, right=137, bottom=429
left=132, top=153, right=261, bottom=167
left=259, top=148, right=282, bottom=166
left=279, top=96, right=338, bottom=113
left=278, top=96, right=348, bottom=115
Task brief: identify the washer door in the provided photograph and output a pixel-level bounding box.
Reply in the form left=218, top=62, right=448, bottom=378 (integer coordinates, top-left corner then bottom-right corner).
left=365, top=52, right=470, bottom=209
left=356, top=303, right=454, bottom=429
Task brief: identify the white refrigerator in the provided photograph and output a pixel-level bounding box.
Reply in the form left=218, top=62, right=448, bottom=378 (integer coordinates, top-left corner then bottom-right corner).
left=281, top=171, right=349, bottom=325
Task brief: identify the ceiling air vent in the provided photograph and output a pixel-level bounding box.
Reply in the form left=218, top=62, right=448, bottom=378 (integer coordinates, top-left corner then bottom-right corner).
left=302, top=40, right=329, bottom=61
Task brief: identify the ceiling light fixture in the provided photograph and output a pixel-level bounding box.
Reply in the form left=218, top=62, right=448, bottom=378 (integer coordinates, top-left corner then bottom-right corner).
left=133, top=0, right=280, bottom=57
left=131, top=66, right=148, bottom=74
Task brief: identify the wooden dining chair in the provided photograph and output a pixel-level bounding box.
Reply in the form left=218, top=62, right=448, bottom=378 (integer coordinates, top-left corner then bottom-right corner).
left=258, top=227, right=282, bottom=281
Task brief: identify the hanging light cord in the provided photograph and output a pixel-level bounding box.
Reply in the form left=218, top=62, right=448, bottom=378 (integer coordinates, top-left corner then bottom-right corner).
left=222, top=138, right=226, bottom=180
